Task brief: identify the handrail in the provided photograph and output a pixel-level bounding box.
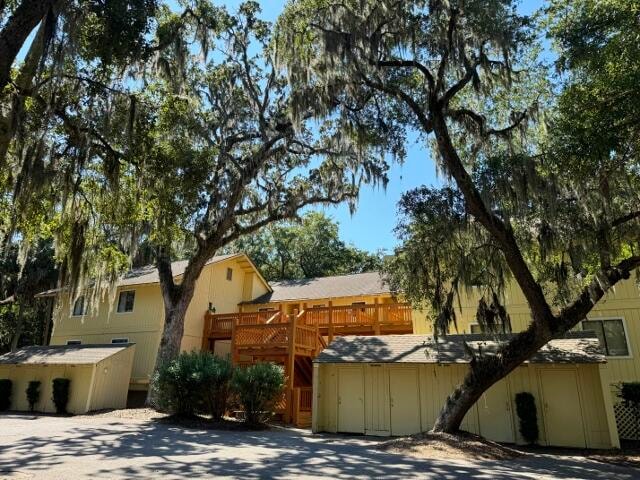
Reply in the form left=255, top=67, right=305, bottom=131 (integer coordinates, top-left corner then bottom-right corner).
left=266, top=311, right=281, bottom=324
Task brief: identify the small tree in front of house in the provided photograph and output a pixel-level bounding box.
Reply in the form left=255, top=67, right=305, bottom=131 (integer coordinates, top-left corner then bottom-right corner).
left=26, top=380, right=41, bottom=412
left=231, top=363, right=285, bottom=426
left=52, top=378, right=70, bottom=414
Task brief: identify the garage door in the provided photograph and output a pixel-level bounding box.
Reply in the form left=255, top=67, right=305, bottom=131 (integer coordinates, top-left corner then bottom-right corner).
left=389, top=367, right=421, bottom=436
left=337, top=367, right=365, bottom=433
left=477, top=379, right=515, bottom=443
left=540, top=369, right=586, bottom=447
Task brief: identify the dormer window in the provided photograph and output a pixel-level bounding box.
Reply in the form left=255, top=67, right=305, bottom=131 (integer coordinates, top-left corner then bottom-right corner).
left=117, top=290, right=136, bottom=313
left=72, top=296, right=86, bottom=316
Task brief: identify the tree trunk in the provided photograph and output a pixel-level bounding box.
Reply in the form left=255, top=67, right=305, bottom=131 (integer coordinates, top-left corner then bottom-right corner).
left=0, top=2, right=53, bottom=167
left=432, top=325, right=551, bottom=433
left=10, top=303, right=24, bottom=352
left=146, top=246, right=215, bottom=406
left=0, top=0, right=59, bottom=94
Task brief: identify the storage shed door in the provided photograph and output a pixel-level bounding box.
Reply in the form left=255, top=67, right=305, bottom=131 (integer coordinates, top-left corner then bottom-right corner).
left=337, top=367, right=365, bottom=433
left=540, top=369, right=586, bottom=447
left=477, top=379, right=515, bottom=443
left=389, top=367, right=421, bottom=436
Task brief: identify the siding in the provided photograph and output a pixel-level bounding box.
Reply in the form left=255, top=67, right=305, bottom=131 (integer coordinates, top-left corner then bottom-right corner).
left=411, top=277, right=640, bottom=388
left=49, top=257, right=253, bottom=387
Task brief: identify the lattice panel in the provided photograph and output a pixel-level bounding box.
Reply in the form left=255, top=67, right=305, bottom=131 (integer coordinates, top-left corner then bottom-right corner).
left=614, top=403, right=640, bottom=440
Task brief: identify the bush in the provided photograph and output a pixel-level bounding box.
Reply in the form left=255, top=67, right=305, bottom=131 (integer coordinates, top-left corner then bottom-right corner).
left=0, top=379, right=12, bottom=411
left=231, top=362, right=285, bottom=425
left=52, top=378, right=71, bottom=414
left=153, top=351, right=232, bottom=418
left=26, top=381, right=41, bottom=412
left=515, top=392, right=539, bottom=444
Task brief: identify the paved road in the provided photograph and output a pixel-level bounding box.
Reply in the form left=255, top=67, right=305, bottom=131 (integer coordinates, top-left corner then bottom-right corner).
left=0, top=415, right=633, bottom=479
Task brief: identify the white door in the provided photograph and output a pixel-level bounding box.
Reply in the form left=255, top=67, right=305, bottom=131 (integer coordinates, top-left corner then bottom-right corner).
left=389, top=367, right=421, bottom=436
left=337, top=367, right=365, bottom=433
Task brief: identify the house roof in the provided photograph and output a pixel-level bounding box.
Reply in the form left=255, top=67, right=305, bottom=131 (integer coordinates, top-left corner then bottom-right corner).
left=314, top=332, right=605, bottom=365
left=247, top=271, right=391, bottom=304
left=36, top=253, right=271, bottom=297
left=0, top=344, right=133, bottom=366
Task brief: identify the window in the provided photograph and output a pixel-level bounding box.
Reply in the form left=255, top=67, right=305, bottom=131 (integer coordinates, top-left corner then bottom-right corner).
left=111, top=338, right=129, bottom=344
left=117, top=290, right=135, bottom=313
left=470, top=324, right=483, bottom=334
left=226, top=267, right=233, bottom=281
left=583, top=318, right=630, bottom=357
left=72, top=296, right=86, bottom=316
left=66, top=340, right=81, bottom=345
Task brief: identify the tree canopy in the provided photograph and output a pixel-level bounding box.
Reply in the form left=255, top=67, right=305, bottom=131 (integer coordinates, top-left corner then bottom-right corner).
left=224, top=212, right=383, bottom=281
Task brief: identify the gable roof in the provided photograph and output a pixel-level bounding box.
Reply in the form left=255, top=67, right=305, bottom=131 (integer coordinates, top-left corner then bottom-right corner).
left=314, top=332, right=605, bottom=365
left=36, top=253, right=271, bottom=297
left=248, top=271, right=390, bottom=304
left=0, top=344, right=133, bottom=365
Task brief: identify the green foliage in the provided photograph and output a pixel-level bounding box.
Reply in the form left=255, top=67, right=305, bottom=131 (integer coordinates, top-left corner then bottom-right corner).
left=231, top=363, right=285, bottom=426
left=153, top=351, right=232, bottom=418
left=514, top=392, right=539, bottom=445
left=26, top=380, right=41, bottom=412
left=52, top=378, right=70, bottom=414
left=617, top=382, right=640, bottom=407
left=0, top=379, right=12, bottom=411
left=225, top=212, right=383, bottom=281
left=0, top=239, right=57, bottom=352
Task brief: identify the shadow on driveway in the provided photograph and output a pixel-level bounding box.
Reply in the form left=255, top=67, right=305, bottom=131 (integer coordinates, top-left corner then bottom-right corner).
left=0, top=415, right=634, bottom=479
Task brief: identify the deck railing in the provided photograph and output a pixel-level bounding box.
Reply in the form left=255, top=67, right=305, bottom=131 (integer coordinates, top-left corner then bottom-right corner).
left=203, top=302, right=412, bottom=344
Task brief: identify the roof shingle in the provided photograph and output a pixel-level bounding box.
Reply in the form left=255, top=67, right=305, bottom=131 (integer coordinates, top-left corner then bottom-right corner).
left=314, top=332, right=605, bottom=364
left=0, top=344, right=133, bottom=365
left=248, top=271, right=390, bottom=304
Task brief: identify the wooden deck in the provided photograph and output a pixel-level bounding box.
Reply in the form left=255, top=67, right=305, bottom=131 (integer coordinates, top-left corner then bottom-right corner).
left=201, top=303, right=413, bottom=427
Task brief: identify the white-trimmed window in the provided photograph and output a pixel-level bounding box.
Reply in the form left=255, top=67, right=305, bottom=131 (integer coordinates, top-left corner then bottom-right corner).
left=582, top=318, right=630, bottom=357
left=72, top=296, right=86, bottom=316
left=66, top=339, right=81, bottom=345
left=226, top=267, right=233, bottom=281
left=117, top=290, right=135, bottom=313
left=111, top=338, right=129, bottom=344
left=469, top=324, right=483, bottom=334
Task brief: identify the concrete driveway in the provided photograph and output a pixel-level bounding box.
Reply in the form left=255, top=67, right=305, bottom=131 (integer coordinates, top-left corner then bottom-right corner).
left=0, top=414, right=633, bottom=479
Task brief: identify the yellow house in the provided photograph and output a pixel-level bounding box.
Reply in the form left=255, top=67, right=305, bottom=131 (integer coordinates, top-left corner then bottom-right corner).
left=412, top=277, right=640, bottom=441
left=43, top=253, right=271, bottom=391
left=26, top=252, right=638, bottom=446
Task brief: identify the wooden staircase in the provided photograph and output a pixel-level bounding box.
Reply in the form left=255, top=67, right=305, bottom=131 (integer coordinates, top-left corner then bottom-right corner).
left=201, top=302, right=412, bottom=427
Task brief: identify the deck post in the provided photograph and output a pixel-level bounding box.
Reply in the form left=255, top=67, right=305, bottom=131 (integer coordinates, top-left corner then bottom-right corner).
left=231, top=317, right=238, bottom=366
left=374, top=298, right=381, bottom=335
left=201, top=312, right=210, bottom=351
left=328, top=301, right=334, bottom=344
left=284, top=314, right=297, bottom=423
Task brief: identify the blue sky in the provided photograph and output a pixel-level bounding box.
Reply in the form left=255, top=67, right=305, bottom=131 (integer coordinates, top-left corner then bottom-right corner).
left=229, top=0, right=546, bottom=253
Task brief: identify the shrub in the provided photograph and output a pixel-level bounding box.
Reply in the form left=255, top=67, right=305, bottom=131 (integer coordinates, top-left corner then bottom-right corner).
left=0, top=379, right=12, bottom=411
left=515, top=392, right=539, bottom=444
left=26, top=381, right=41, bottom=412
left=153, top=351, right=232, bottom=418
left=231, top=362, right=285, bottom=425
left=202, top=356, right=233, bottom=419
left=52, top=378, right=71, bottom=414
